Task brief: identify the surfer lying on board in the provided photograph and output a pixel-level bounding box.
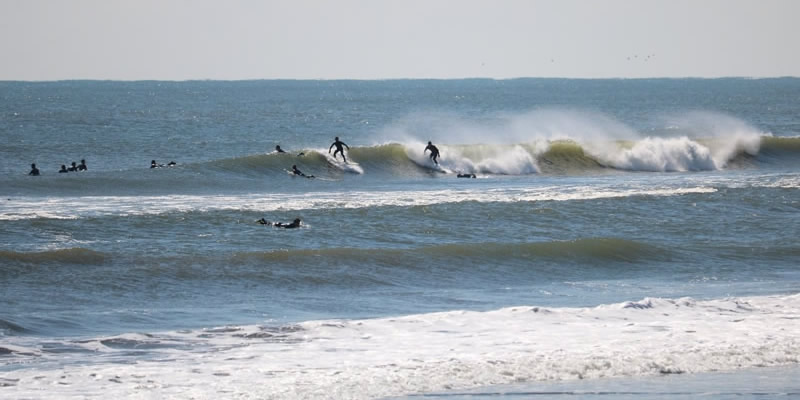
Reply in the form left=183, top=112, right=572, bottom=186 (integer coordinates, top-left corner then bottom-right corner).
left=291, top=164, right=314, bottom=178
left=277, top=144, right=306, bottom=156
left=329, top=136, right=350, bottom=163
left=424, top=141, right=440, bottom=165
left=457, top=173, right=476, bottom=178
left=257, top=217, right=302, bottom=229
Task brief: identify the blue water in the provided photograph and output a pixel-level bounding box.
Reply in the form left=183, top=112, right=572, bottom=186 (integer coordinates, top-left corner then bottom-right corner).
left=1, top=79, right=799, bottom=399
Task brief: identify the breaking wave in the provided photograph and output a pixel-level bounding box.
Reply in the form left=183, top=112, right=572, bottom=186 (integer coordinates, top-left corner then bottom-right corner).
left=196, top=134, right=784, bottom=177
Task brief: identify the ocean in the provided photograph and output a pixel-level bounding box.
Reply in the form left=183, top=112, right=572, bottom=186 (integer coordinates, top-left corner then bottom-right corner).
left=1, top=78, right=799, bottom=399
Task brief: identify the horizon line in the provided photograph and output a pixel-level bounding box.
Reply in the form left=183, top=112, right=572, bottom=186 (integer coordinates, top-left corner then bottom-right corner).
left=2, top=75, right=799, bottom=83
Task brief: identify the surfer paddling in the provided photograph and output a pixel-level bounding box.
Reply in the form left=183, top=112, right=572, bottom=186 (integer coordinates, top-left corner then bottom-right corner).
left=257, top=217, right=302, bottom=229
left=424, top=141, right=440, bottom=165
left=329, top=136, right=350, bottom=163
left=290, top=164, right=314, bottom=178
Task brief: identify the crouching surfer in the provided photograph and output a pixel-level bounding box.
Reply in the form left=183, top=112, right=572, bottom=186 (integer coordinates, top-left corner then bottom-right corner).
left=424, top=141, right=440, bottom=165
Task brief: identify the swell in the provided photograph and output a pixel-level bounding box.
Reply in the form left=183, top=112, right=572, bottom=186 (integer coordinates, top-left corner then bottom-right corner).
left=233, top=238, right=669, bottom=266
left=0, top=248, right=108, bottom=265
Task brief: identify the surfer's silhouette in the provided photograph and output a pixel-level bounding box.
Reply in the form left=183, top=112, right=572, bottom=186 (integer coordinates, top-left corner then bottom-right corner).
left=258, top=217, right=302, bottom=229
left=28, top=163, right=40, bottom=176
left=424, top=141, right=440, bottom=165
left=275, top=145, right=286, bottom=153
left=329, top=136, right=350, bottom=163
left=291, top=164, right=314, bottom=178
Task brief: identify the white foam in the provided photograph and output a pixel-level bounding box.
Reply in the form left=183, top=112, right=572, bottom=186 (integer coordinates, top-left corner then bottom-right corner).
left=3, top=294, right=799, bottom=399
left=382, top=108, right=766, bottom=173
left=0, top=185, right=715, bottom=221
left=596, top=136, right=718, bottom=172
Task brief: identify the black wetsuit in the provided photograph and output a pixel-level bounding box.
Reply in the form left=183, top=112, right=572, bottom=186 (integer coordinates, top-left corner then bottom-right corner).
left=275, top=219, right=301, bottom=229
left=424, top=143, right=440, bottom=164
left=329, top=138, right=350, bottom=163
left=259, top=218, right=301, bottom=228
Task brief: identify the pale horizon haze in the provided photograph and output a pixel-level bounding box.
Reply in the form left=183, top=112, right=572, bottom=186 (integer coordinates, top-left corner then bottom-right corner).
left=1, top=0, right=799, bottom=81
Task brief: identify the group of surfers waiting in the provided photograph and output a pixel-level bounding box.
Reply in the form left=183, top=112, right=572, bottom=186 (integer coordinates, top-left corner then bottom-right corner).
left=28, top=159, right=180, bottom=176
left=28, top=160, right=88, bottom=176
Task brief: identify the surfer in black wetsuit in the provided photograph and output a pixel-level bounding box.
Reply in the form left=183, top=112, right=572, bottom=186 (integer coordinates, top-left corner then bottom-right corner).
left=275, top=145, right=286, bottom=153
left=275, top=218, right=302, bottom=229
left=457, top=173, right=476, bottom=178
left=291, top=164, right=314, bottom=178
left=424, top=141, right=440, bottom=165
left=151, top=160, right=164, bottom=168
left=67, top=161, right=78, bottom=172
left=329, top=136, right=350, bottom=163
left=78, top=159, right=87, bottom=171
left=59, top=164, right=68, bottom=173
left=28, top=163, right=40, bottom=176
left=257, top=217, right=302, bottom=229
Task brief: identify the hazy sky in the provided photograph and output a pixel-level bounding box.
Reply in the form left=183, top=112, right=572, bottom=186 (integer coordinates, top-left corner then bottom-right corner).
left=1, top=0, right=798, bottom=80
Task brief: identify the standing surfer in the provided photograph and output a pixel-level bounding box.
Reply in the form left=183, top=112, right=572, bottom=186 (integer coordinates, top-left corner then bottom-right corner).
left=424, top=141, right=440, bottom=165
left=329, top=136, right=350, bottom=163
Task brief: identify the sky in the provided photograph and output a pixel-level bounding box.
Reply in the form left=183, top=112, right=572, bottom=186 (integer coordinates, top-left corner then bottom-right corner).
left=1, top=0, right=798, bottom=80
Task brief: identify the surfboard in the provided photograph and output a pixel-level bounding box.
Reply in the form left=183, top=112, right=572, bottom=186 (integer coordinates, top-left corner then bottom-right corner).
left=428, top=163, right=451, bottom=174
left=285, top=169, right=314, bottom=179
left=325, top=155, right=364, bottom=174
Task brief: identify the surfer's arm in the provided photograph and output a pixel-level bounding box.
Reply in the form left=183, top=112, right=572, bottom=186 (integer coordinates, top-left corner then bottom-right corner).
left=329, top=143, right=334, bottom=152
left=344, top=142, right=349, bottom=149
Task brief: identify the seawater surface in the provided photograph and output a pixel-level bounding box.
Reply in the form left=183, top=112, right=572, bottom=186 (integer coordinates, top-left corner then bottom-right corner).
left=1, top=79, right=799, bottom=399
